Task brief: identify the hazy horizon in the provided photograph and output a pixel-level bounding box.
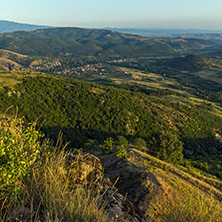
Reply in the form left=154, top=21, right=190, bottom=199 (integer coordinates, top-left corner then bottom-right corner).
left=1, top=0, right=222, bottom=30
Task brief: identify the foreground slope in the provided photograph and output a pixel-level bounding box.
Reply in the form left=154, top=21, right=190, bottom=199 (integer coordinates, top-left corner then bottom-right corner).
left=100, top=148, right=222, bottom=221
left=0, top=116, right=144, bottom=222
left=1, top=116, right=221, bottom=222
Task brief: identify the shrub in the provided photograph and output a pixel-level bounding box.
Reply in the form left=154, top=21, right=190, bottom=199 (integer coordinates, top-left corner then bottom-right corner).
left=0, top=116, right=48, bottom=201
left=103, top=137, right=113, bottom=151
left=116, top=136, right=128, bottom=148
left=116, top=144, right=128, bottom=159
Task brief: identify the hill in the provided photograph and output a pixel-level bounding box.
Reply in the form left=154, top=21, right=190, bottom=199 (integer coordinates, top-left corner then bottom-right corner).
left=0, top=20, right=51, bottom=33
left=107, top=27, right=222, bottom=38
left=0, top=71, right=222, bottom=179
left=0, top=49, right=33, bottom=70
left=165, top=55, right=217, bottom=71
left=0, top=27, right=176, bottom=58
left=0, top=27, right=218, bottom=61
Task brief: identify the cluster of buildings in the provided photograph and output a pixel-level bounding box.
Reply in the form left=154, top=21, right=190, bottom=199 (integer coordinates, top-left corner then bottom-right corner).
left=11, top=58, right=128, bottom=75
left=55, top=63, right=105, bottom=75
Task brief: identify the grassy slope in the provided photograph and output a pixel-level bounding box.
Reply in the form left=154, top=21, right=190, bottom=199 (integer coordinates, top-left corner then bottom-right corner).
left=0, top=49, right=33, bottom=71
left=100, top=148, right=222, bottom=222
left=1, top=116, right=220, bottom=221
left=0, top=58, right=21, bottom=71
left=0, top=49, right=27, bottom=58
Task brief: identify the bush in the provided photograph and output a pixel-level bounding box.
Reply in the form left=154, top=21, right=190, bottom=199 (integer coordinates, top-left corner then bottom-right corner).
left=116, top=144, right=128, bottom=159
left=103, top=137, right=113, bottom=151
left=0, top=116, right=49, bottom=201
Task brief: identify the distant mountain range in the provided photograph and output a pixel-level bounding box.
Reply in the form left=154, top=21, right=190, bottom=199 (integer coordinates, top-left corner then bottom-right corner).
left=0, top=20, right=52, bottom=33
left=1, top=20, right=222, bottom=39
left=107, top=28, right=222, bottom=38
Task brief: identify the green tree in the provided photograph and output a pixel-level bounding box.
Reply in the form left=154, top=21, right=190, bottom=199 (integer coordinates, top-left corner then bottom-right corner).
left=148, top=131, right=183, bottom=164
left=116, top=144, right=128, bottom=159
left=103, top=137, right=113, bottom=151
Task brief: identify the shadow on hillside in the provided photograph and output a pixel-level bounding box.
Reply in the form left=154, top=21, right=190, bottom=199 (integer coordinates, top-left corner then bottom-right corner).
left=41, top=125, right=222, bottom=157
left=181, top=136, right=222, bottom=158
left=41, top=125, right=124, bottom=149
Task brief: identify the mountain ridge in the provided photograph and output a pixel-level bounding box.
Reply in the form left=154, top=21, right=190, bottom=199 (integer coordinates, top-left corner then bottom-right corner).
left=0, top=27, right=218, bottom=60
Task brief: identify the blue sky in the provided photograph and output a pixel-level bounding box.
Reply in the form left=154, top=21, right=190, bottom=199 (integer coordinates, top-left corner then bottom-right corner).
left=1, top=0, right=222, bottom=29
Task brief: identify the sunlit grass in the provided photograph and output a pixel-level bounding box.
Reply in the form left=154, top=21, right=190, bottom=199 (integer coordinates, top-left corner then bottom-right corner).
left=128, top=149, right=222, bottom=222
left=148, top=172, right=222, bottom=222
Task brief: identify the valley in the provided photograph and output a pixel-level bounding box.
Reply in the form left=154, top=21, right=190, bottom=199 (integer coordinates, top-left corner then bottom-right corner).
left=0, top=26, right=222, bottom=221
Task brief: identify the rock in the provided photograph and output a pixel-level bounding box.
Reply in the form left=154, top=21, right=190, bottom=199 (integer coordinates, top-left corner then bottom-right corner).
left=66, top=153, right=103, bottom=185
left=66, top=153, right=147, bottom=221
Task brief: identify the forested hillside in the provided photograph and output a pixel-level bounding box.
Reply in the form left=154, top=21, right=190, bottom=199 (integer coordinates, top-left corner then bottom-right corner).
left=0, top=71, right=222, bottom=178
left=0, top=27, right=218, bottom=60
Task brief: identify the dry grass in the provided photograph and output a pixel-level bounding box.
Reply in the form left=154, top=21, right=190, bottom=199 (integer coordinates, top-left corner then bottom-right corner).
left=0, top=142, right=108, bottom=222
left=90, top=87, right=106, bottom=95
left=0, top=49, right=27, bottom=58
left=0, top=58, right=21, bottom=71
left=128, top=149, right=222, bottom=222
left=148, top=171, right=222, bottom=222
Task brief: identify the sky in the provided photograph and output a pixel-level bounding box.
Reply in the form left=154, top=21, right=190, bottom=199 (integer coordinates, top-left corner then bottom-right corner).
left=1, top=0, right=222, bottom=30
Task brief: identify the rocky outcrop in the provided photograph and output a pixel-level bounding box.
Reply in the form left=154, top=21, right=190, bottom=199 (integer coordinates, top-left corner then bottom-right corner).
left=66, top=153, right=147, bottom=222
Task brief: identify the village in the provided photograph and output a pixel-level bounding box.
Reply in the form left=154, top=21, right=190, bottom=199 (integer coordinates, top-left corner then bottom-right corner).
left=25, top=58, right=127, bottom=76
